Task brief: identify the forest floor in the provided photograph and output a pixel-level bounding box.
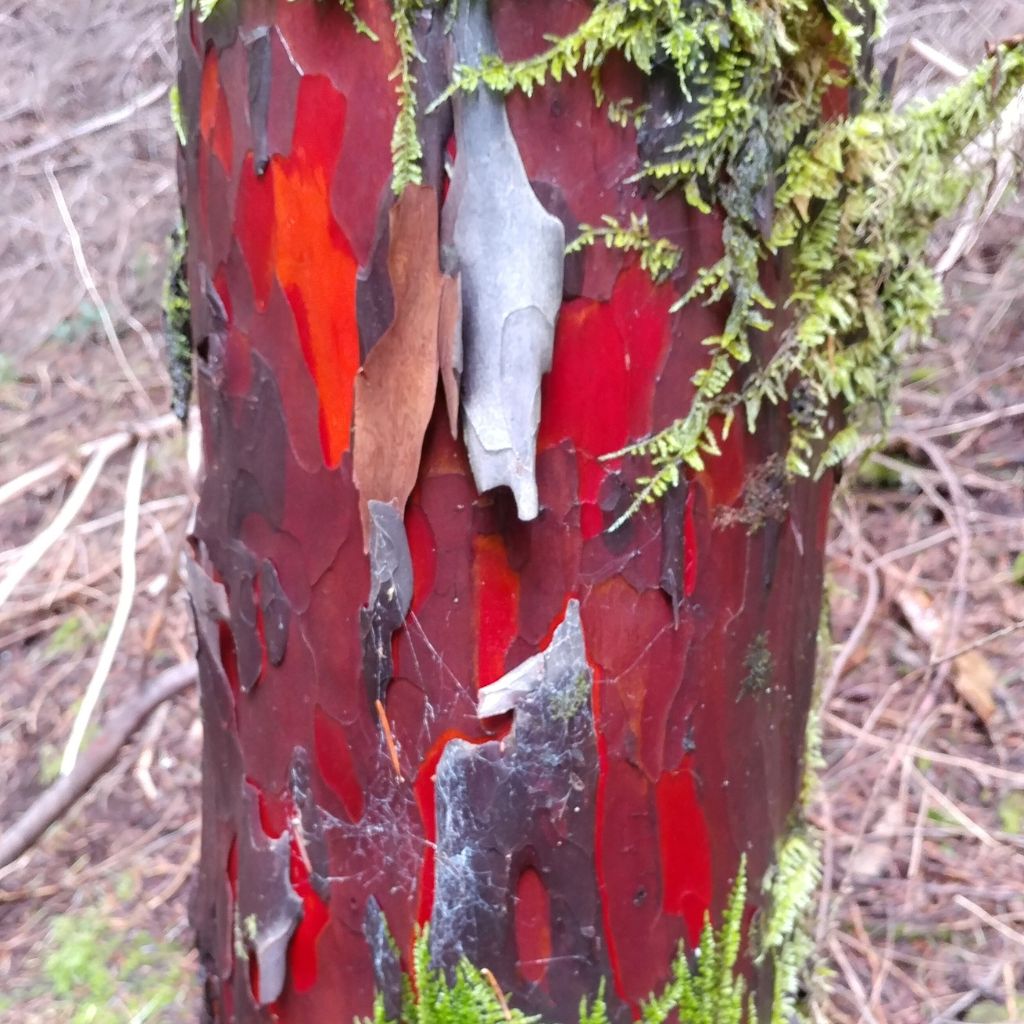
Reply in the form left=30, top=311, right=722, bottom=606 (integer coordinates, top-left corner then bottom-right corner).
left=0, top=1, right=1023, bottom=1022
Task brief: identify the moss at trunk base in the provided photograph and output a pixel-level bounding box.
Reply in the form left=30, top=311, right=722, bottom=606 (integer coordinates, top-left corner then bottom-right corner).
left=365, top=841, right=828, bottom=1024
left=367, top=867, right=754, bottom=1024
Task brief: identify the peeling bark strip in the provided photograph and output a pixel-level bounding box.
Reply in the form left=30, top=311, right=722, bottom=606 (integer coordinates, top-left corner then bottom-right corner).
left=430, top=601, right=612, bottom=1024
left=237, top=785, right=303, bottom=1006
left=361, top=500, right=414, bottom=705
left=178, top=1, right=834, bottom=1021
left=353, top=185, right=443, bottom=542
left=443, top=0, right=565, bottom=521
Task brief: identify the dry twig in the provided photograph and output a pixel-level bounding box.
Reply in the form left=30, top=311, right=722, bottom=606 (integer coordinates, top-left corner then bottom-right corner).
left=61, top=438, right=149, bottom=775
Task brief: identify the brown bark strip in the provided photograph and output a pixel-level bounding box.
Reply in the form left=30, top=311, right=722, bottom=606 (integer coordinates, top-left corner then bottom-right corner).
left=353, top=184, right=444, bottom=543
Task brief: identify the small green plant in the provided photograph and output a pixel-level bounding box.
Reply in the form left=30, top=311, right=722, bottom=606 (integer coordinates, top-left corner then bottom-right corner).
left=43, top=907, right=188, bottom=1024
left=50, top=300, right=103, bottom=345
left=45, top=615, right=91, bottom=658
left=368, top=863, right=760, bottom=1024
left=567, top=214, right=682, bottom=284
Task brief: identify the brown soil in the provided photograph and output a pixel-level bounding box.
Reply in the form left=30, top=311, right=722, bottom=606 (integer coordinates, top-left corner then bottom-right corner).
left=1, top=2, right=1022, bottom=1023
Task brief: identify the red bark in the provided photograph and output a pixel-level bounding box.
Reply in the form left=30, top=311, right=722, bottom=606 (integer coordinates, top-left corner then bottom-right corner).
left=178, top=2, right=833, bottom=1021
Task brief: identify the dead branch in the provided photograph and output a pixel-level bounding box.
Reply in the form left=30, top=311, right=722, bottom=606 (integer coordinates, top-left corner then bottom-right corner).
left=0, top=660, right=197, bottom=870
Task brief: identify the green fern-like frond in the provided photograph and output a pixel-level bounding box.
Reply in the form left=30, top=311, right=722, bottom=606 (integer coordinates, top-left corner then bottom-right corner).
left=364, top=927, right=541, bottom=1024
left=567, top=214, right=682, bottom=283
left=372, top=866, right=759, bottom=1024
left=758, top=833, right=821, bottom=1024
left=390, top=0, right=425, bottom=194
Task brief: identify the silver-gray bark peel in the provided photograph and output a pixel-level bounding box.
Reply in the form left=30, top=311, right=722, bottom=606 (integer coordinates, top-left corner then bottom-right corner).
left=361, top=499, right=415, bottom=705
left=430, top=601, right=595, bottom=969
left=442, top=0, right=565, bottom=521
left=236, top=786, right=303, bottom=1006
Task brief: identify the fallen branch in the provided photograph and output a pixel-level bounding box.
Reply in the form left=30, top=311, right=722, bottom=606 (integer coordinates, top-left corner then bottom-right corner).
left=0, top=660, right=198, bottom=870
left=0, top=434, right=125, bottom=611
left=0, top=413, right=179, bottom=512
left=0, top=82, right=168, bottom=171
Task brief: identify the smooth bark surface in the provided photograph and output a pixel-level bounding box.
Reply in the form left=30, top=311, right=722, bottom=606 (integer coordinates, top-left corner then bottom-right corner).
left=178, top=2, right=833, bottom=1020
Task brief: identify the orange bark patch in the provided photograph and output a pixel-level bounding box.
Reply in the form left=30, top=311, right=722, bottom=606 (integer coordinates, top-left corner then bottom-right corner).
left=272, top=77, right=359, bottom=468
left=200, top=49, right=233, bottom=172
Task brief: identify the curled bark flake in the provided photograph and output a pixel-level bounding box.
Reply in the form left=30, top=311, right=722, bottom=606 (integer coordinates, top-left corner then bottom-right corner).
left=237, top=785, right=303, bottom=1006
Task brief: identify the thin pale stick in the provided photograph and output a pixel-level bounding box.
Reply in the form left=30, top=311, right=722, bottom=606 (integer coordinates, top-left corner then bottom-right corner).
left=44, top=162, right=152, bottom=409
left=0, top=413, right=177, bottom=512
left=1, top=83, right=168, bottom=170
left=61, top=439, right=149, bottom=776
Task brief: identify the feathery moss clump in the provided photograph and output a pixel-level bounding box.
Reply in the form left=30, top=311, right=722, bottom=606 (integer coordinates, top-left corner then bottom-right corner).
left=367, top=865, right=754, bottom=1024
left=438, top=0, right=1023, bottom=514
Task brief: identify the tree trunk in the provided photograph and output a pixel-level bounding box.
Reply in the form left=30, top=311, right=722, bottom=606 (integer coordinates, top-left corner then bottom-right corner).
left=177, top=2, right=833, bottom=1021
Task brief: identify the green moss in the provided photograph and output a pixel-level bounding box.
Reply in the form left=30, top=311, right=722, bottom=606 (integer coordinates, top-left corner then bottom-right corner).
left=163, top=218, right=192, bottom=422
left=567, top=214, right=682, bottom=284
left=438, top=0, right=1023, bottom=514
left=368, top=868, right=754, bottom=1024
left=622, top=37, right=1024, bottom=505
left=41, top=907, right=188, bottom=1024
left=739, top=631, right=774, bottom=698
left=390, top=0, right=426, bottom=194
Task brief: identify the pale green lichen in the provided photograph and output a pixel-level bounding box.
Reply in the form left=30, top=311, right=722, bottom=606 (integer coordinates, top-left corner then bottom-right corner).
left=548, top=669, right=592, bottom=721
